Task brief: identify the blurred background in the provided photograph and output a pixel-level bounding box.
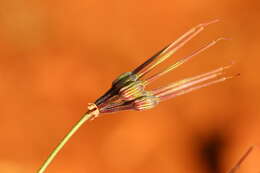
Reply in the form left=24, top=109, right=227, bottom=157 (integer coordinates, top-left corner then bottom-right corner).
left=0, top=0, right=260, bottom=172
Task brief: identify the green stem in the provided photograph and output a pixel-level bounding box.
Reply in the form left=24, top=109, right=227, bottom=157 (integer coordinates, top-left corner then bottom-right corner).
left=37, top=110, right=96, bottom=173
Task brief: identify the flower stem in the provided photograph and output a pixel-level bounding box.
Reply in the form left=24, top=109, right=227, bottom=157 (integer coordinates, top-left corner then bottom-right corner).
left=37, top=109, right=98, bottom=173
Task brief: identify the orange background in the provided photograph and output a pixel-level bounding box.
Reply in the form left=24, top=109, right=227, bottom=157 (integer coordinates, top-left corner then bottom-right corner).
left=0, top=0, right=259, bottom=172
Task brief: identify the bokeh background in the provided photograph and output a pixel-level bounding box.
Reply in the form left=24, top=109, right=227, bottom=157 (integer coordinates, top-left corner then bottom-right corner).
left=0, top=0, right=260, bottom=172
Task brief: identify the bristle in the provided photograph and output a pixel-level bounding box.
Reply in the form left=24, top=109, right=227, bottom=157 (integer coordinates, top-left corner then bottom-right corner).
left=227, top=146, right=254, bottom=173
left=135, top=20, right=219, bottom=79
left=144, top=38, right=227, bottom=84
left=132, top=44, right=170, bottom=75
left=158, top=73, right=239, bottom=101
left=155, top=69, right=224, bottom=98
left=201, top=19, right=220, bottom=26
left=152, top=63, right=233, bottom=95
left=226, top=73, right=240, bottom=79
left=158, top=72, right=223, bottom=98
left=160, top=19, right=220, bottom=56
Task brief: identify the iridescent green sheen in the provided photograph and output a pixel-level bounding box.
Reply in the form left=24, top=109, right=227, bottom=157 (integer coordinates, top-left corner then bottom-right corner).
left=112, top=72, right=138, bottom=86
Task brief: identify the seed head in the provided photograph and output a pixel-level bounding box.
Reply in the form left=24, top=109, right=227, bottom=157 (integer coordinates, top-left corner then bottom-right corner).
left=91, top=20, right=238, bottom=117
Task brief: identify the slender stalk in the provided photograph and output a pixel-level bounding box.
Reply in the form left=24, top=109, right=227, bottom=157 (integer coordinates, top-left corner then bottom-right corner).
left=227, top=146, right=254, bottom=173
left=37, top=109, right=98, bottom=173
